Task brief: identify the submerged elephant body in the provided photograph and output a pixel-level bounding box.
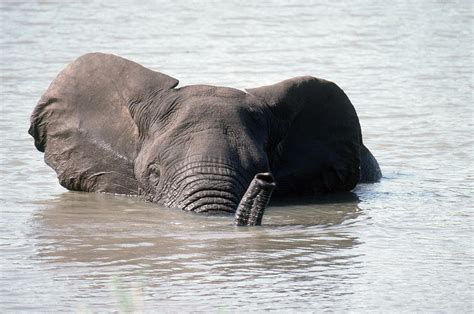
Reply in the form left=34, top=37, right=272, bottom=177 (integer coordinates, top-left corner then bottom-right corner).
left=29, top=53, right=381, bottom=225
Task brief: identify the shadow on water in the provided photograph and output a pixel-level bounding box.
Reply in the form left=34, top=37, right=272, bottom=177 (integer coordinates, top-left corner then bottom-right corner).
left=265, top=192, right=362, bottom=227
left=271, top=191, right=360, bottom=206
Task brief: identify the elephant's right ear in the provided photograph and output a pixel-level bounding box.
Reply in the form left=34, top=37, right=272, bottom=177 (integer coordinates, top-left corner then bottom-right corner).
left=29, top=53, right=178, bottom=194
left=246, top=76, right=362, bottom=194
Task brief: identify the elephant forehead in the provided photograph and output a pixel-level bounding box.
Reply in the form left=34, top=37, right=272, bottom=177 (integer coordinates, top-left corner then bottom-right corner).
left=176, top=97, right=259, bottom=127
left=182, top=95, right=245, bottom=112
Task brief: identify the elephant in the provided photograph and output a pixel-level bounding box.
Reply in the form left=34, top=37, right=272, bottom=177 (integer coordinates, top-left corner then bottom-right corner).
left=29, top=53, right=381, bottom=226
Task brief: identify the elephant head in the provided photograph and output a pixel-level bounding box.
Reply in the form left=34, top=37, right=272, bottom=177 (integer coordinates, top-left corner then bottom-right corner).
left=29, top=53, right=381, bottom=226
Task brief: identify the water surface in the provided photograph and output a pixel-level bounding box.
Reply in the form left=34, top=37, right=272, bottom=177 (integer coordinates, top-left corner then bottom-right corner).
left=1, top=0, right=472, bottom=312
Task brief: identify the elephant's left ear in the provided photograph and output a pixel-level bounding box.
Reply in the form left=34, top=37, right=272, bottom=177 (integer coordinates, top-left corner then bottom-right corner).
left=246, top=76, right=362, bottom=194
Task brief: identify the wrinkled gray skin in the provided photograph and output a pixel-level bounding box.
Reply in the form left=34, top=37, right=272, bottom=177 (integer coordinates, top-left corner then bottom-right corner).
left=29, top=53, right=381, bottom=226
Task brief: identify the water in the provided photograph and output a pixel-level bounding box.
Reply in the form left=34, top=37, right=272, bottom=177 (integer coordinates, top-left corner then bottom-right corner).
left=1, top=0, right=472, bottom=312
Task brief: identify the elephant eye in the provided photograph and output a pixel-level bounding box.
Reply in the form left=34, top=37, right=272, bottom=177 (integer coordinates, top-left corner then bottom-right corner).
left=147, top=164, right=161, bottom=183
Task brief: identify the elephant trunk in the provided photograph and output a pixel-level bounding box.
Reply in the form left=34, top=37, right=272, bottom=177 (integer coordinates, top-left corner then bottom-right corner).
left=234, top=173, right=276, bottom=226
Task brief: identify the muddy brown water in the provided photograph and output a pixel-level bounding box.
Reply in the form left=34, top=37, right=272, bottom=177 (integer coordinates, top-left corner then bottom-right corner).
left=1, top=1, right=472, bottom=312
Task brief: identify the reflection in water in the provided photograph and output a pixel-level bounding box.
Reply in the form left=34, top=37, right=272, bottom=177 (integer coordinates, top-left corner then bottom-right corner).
left=30, top=192, right=363, bottom=311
